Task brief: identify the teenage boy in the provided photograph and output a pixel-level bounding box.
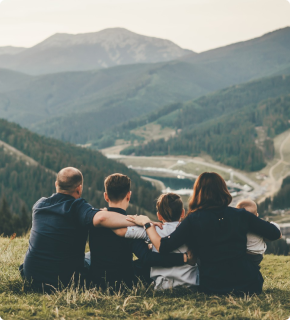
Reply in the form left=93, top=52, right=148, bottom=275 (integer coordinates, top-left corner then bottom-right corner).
left=89, top=173, right=191, bottom=290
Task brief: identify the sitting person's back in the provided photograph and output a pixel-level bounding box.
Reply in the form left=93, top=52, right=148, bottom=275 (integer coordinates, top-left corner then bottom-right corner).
left=22, top=167, right=99, bottom=290
left=89, top=174, right=134, bottom=289
left=236, top=199, right=280, bottom=266
left=125, top=193, right=199, bottom=290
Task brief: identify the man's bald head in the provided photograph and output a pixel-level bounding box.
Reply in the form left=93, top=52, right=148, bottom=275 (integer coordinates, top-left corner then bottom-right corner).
left=236, top=199, right=258, bottom=216
left=56, top=167, right=83, bottom=195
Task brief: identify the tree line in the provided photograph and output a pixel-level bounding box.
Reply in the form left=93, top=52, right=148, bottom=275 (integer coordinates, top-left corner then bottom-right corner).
left=0, top=119, right=161, bottom=236
left=122, top=94, right=290, bottom=171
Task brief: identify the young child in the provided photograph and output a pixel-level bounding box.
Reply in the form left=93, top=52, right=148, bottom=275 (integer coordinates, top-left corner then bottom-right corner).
left=236, top=199, right=280, bottom=266
left=115, top=193, right=199, bottom=290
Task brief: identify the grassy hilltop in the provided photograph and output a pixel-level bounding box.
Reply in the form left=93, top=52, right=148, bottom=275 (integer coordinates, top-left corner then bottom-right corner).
left=1, top=236, right=290, bottom=320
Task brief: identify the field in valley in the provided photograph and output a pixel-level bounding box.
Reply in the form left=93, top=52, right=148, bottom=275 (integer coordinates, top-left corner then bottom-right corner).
left=1, top=236, right=290, bottom=320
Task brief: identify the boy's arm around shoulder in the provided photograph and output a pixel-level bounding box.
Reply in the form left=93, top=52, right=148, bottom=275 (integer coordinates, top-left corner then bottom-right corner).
left=112, top=226, right=150, bottom=240
left=93, top=210, right=135, bottom=228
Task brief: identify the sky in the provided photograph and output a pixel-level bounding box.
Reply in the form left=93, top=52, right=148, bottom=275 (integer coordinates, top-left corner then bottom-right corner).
left=0, top=0, right=289, bottom=52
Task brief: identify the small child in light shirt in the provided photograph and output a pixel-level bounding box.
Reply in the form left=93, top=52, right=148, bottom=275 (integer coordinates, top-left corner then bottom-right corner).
left=115, top=193, right=199, bottom=290
left=236, top=199, right=280, bottom=266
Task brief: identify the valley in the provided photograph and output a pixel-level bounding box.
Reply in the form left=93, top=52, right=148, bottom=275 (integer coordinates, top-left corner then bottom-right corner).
left=102, top=127, right=290, bottom=210
left=1, top=26, right=290, bottom=228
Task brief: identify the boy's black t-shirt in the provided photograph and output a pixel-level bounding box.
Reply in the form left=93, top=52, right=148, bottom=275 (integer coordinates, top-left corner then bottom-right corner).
left=89, top=207, right=134, bottom=284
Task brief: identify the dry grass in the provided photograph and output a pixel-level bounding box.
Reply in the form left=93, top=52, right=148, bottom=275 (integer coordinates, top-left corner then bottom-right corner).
left=1, top=236, right=290, bottom=320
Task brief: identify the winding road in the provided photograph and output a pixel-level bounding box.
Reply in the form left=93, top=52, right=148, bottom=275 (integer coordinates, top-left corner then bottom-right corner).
left=106, top=154, right=264, bottom=199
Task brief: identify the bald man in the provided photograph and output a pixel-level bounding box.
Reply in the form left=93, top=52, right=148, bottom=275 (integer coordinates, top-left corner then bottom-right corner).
left=21, top=167, right=138, bottom=291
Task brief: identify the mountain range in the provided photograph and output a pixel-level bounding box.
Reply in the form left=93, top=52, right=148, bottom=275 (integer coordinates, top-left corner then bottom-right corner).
left=0, top=26, right=290, bottom=168
left=0, top=28, right=194, bottom=75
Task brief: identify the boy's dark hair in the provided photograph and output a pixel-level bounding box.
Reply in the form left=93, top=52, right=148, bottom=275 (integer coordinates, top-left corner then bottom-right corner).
left=156, top=193, right=183, bottom=222
left=104, top=173, right=131, bottom=202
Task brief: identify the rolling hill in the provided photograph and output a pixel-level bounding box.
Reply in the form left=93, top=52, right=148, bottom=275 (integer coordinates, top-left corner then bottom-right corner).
left=0, top=69, right=31, bottom=93
left=0, top=62, right=228, bottom=143
left=0, top=119, right=160, bottom=220
left=182, top=27, right=290, bottom=85
left=0, top=28, right=194, bottom=75
left=120, top=75, right=290, bottom=171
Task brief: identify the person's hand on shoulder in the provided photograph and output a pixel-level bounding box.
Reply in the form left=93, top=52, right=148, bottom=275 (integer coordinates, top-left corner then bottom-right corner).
left=126, top=215, right=151, bottom=226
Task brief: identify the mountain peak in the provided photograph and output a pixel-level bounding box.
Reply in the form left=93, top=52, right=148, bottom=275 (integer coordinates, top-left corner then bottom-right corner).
left=0, top=28, right=194, bottom=75
left=36, top=27, right=192, bottom=52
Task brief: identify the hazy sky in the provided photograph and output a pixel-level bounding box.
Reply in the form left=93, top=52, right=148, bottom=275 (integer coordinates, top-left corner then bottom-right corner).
left=0, top=0, right=289, bottom=52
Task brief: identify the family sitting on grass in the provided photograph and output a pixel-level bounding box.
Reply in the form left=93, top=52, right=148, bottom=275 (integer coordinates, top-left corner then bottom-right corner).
left=20, top=167, right=281, bottom=295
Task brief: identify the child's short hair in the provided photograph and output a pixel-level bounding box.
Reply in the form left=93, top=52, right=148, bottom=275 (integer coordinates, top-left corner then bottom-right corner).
left=156, top=193, right=183, bottom=222
left=104, top=173, right=131, bottom=202
left=236, top=199, right=258, bottom=216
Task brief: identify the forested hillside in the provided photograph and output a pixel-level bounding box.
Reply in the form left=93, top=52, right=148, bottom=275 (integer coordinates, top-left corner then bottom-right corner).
left=0, top=28, right=290, bottom=146
left=0, top=119, right=160, bottom=235
left=0, top=62, right=226, bottom=144
left=121, top=75, right=290, bottom=171
left=259, top=176, right=290, bottom=216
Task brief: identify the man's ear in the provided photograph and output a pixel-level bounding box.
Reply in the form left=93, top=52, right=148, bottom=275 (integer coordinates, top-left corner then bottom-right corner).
left=180, top=208, right=185, bottom=219
left=127, top=191, right=132, bottom=202
left=157, top=212, right=163, bottom=222
left=55, top=181, right=58, bottom=189
left=76, top=185, right=82, bottom=195
left=104, top=192, right=110, bottom=203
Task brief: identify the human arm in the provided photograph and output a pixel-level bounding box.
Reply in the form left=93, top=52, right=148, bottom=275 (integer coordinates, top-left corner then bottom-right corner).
left=112, top=228, right=128, bottom=237
left=113, top=225, right=156, bottom=241
left=126, top=215, right=192, bottom=254
left=264, top=222, right=282, bottom=241
left=132, top=240, right=187, bottom=267
left=93, top=211, right=136, bottom=228
left=246, top=212, right=282, bottom=240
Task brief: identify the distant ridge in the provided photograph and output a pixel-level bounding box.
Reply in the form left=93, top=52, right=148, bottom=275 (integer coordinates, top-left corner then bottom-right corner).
left=0, top=28, right=194, bottom=75
left=183, top=26, right=290, bottom=84
left=0, top=46, right=26, bottom=56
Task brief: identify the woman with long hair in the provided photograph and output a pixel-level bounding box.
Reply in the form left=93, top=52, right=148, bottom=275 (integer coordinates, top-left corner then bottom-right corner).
left=127, top=172, right=281, bottom=295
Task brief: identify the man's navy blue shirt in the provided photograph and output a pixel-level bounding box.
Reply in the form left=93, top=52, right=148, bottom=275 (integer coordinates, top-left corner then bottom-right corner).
left=23, top=193, right=99, bottom=287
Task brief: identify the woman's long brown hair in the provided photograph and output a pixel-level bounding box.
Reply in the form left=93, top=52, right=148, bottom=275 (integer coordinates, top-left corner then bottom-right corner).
left=188, top=172, right=232, bottom=214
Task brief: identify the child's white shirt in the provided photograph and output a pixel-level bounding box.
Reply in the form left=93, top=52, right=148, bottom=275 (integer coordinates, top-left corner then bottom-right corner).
left=247, top=222, right=280, bottom=255
left=125, top=222, right=199, bottom=290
